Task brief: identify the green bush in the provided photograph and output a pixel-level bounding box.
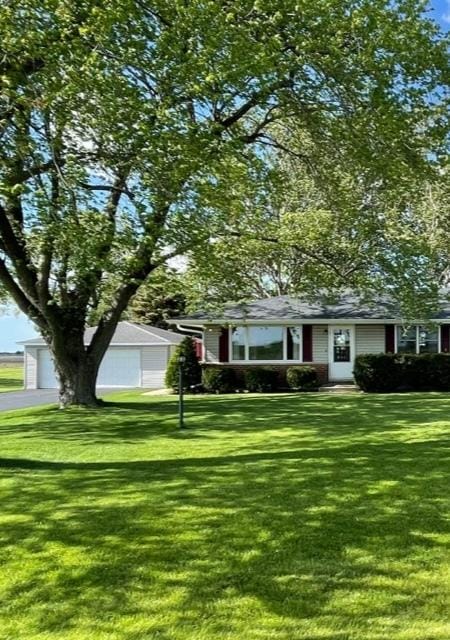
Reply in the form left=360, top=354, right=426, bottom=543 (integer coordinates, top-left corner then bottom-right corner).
left=165, top=337, right=201, bottom=391
left=353, top=353, right=402, bottom=392
left=286, top=366, right=319, bottom=391
left=402, top=354, right=435, bottom=390
left=202, top=367, right=237, bottom=393
left=429, top=354, right=450, bottom=390
left=244, top=368, right=279, bottom=392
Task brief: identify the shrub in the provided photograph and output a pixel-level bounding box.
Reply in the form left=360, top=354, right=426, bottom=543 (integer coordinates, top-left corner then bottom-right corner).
left=353, top=353, right=402, bottom=392
left=244, top=368, right=279, bottom=392
left=165, top=337, right=201, bottom=391
left=286, top=366, right=319, bottom=391
left=202, top=367, right=237, bottom=393
left=430, top=354, right=450, bottom=390
left=402, top=354, right=435, bottom=390
left=402, top=353, right=450, bottom=391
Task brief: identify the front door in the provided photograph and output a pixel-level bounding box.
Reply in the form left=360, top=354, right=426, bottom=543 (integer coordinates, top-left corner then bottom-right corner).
left=329, top=326, right=355, bottom=381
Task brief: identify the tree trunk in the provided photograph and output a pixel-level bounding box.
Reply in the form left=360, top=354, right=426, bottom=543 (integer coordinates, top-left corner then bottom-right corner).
left=50, top=334, right=101, bottom=408
left=56, top=358, right=99, bottom=408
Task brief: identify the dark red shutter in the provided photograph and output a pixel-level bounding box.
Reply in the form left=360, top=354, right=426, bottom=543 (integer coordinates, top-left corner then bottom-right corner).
left=441, top=325, right=449, bottom=353
left=385, top=325, right=395, bottom=353
left=219, top=327, right=229, bottom=362
left=194, top=338, right=203, bottom=360
left=302, top=325, right=313, bottom=362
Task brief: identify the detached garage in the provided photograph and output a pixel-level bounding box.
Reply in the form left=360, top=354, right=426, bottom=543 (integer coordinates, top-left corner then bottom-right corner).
left=21, top=321, right=186, bottom=390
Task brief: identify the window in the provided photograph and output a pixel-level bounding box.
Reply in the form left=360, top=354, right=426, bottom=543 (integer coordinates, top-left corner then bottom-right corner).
left=231, top=327, right=246, bottom=360
left=418, top=326, right=438, bottom=354
left=248, top=326, right=283, bottom=360
left=230, top=325, right=303, bottom=361
left=396, top=325, right=439, bottom=354
left=397, top=326, right=417, bottom=354
left=287, top=327, right=301, bottom=360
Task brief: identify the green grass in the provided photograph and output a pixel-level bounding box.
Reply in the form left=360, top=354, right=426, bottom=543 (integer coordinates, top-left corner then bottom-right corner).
left=0, top=363, right=23, bottom=392
left=0, top=391, right=449, bottom=640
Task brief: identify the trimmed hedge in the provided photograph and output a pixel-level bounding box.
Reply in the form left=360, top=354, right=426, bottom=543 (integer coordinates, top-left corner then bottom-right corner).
left=202, top=367, right=236, bottom=394
left=354, top=353, right=450, bottom=392
left=286, top=366, right=319, bottom=391
left=244, top=368, right=279, bottom=392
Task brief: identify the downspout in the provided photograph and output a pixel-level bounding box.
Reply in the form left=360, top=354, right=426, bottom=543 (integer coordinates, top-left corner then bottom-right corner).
left=176, top=324, right=205, bottom=361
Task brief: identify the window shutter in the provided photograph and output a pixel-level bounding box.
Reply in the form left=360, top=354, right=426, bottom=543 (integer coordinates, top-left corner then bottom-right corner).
left=302, top=325, right=313, bottom=362
left=219, top=327, right=229, bottom=362
left=441, top=325, right=449, bottom=353
left=385, top=325, right=395, bottom=353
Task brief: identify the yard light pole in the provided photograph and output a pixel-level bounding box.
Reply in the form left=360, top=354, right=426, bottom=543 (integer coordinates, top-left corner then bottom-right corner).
left=178, top=354, right=186, bottom=429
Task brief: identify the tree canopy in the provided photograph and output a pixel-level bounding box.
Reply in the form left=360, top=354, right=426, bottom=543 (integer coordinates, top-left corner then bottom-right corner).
left=0, top=0, right=448, bottom=404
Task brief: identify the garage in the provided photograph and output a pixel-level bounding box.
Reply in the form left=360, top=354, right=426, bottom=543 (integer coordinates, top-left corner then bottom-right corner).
left=21, top=321, right=187, bottom=390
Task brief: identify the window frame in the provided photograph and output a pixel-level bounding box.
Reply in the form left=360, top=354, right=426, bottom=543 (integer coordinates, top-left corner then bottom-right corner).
left=394, top=324, right=441, bottom=355
left=229, top=325, right=303, bottom=363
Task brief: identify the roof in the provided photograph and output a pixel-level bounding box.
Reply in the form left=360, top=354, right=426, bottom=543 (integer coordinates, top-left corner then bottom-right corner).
left=20, top=321, right=186, bottom=346
left=172, top=292, right=450, bottom=325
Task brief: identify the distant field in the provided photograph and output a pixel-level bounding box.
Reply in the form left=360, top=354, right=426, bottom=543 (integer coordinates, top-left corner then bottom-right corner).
left=0, top=364, right=23, bottom=392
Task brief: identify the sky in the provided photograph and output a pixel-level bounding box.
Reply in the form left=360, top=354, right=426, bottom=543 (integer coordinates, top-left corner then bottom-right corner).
left=0, top=0, right=448, bottom=352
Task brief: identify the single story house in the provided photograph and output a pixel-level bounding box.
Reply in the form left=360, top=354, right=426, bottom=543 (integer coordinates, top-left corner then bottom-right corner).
left=171, top=293, right=450, bottom=383
left=20, top=321, right=185, bottom=389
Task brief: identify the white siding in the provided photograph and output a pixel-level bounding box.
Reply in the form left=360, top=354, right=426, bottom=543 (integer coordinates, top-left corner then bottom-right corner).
left=204, top=326, right=221, bottom=363
left=355, top=325, right=385, bottom=355
left=25, top=347, right=38, bottom=389
left=141, top=346, right=169, bottom=388
left=312, top=325, right=328, bottom=364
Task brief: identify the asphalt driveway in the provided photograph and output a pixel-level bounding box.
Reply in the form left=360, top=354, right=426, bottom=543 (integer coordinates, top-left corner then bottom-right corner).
left=0, top=388, right=124, bottom=412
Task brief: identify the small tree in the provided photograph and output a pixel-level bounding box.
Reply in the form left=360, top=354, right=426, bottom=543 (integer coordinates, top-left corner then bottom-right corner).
left=165, top=337, right=201, bottom=392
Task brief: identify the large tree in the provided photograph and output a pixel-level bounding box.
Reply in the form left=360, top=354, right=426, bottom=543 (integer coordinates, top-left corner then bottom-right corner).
left=0, top=0, right=448, bottom=406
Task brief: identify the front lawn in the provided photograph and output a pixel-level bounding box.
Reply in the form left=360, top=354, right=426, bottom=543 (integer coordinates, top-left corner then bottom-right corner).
left=0, top=363, right=23, bottom=392
left=0, top=392, right=449, bottom=639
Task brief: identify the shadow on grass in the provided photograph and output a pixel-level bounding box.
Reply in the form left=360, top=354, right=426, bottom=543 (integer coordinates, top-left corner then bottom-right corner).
left=0, top=393, right=449, bottom=638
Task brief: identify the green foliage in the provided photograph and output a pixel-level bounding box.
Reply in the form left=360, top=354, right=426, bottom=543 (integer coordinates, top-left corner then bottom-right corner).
left=286, top=366, right=319, bottom=391
left=165, top=337, right=201, bottom=391
left=127, top=268, right=186, bottom=330
left=202, top=367, right=237, bottom=394
left=354, top=354, right=402, bottom=392
left=1, top=0, right=449, bottom=401
left=402, top=354, right=450, bottom=392
left=354, top=353, right=450, bottom=393
left=244, top=367, right=279, bottom=392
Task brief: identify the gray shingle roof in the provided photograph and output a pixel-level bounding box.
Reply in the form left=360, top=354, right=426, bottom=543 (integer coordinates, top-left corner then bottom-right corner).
left=175, top=292, right=450, bottom=323
left=20, top=321, right=186, bottom=346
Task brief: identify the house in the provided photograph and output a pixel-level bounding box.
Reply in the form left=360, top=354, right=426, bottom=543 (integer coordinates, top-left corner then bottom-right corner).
left=171, top=293, right=450, bottom=383
left=20, top=321, right=186, bottom=390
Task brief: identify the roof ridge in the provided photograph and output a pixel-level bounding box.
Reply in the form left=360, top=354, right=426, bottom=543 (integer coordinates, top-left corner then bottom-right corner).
left=123, top=320, right=171, bottom=343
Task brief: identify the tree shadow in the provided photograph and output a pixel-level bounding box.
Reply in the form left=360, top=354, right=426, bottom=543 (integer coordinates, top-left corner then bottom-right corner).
left=0, top=422, right=449, bottom=637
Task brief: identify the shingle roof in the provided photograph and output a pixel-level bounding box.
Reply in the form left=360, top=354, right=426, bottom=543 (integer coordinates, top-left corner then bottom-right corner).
left=20, top=321, right=186, bottom=346
left=175, top=292, right=450, bottom=323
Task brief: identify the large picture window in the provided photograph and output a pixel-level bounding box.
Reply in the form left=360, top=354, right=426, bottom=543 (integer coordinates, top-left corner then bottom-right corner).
left=230, top=326, right=303, bottom=362
left=396, top=325, right=439, bottom=354
left=248, top=326, right=283, bottom=360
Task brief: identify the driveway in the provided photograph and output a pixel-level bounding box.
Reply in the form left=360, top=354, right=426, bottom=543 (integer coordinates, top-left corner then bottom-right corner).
left=0, top=388, right=124, bottom=412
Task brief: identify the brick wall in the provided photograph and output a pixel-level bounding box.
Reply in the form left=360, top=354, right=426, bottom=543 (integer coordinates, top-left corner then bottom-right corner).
left=203, top=363, right=329, bottom=385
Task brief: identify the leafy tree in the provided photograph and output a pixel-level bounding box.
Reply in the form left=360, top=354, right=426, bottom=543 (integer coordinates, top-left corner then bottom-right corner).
left=0, top=1, right=448, bottom=406
left=165, top=337, right=201, bottom=392
left=127, top=268, right=186, bottom=330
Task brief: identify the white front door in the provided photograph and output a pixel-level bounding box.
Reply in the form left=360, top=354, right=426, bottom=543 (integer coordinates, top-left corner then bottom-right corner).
left=329, top=326, right=355, bottom=381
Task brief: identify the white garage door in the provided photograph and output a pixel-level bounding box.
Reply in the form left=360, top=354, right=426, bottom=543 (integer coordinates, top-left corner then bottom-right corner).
left=37, top=348, right=141, bottom=389
left=37, top=349, right=58, bottom=388
left=98, top=349, right=141, bottom=387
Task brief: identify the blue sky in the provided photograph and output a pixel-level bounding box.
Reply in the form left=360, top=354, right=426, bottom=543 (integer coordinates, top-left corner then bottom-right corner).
left=0, top=0, right=448, bottom=352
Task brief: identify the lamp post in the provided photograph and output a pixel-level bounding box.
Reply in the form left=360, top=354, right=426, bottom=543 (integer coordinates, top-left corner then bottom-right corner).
left=178, top=354, right=186, bottom=429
